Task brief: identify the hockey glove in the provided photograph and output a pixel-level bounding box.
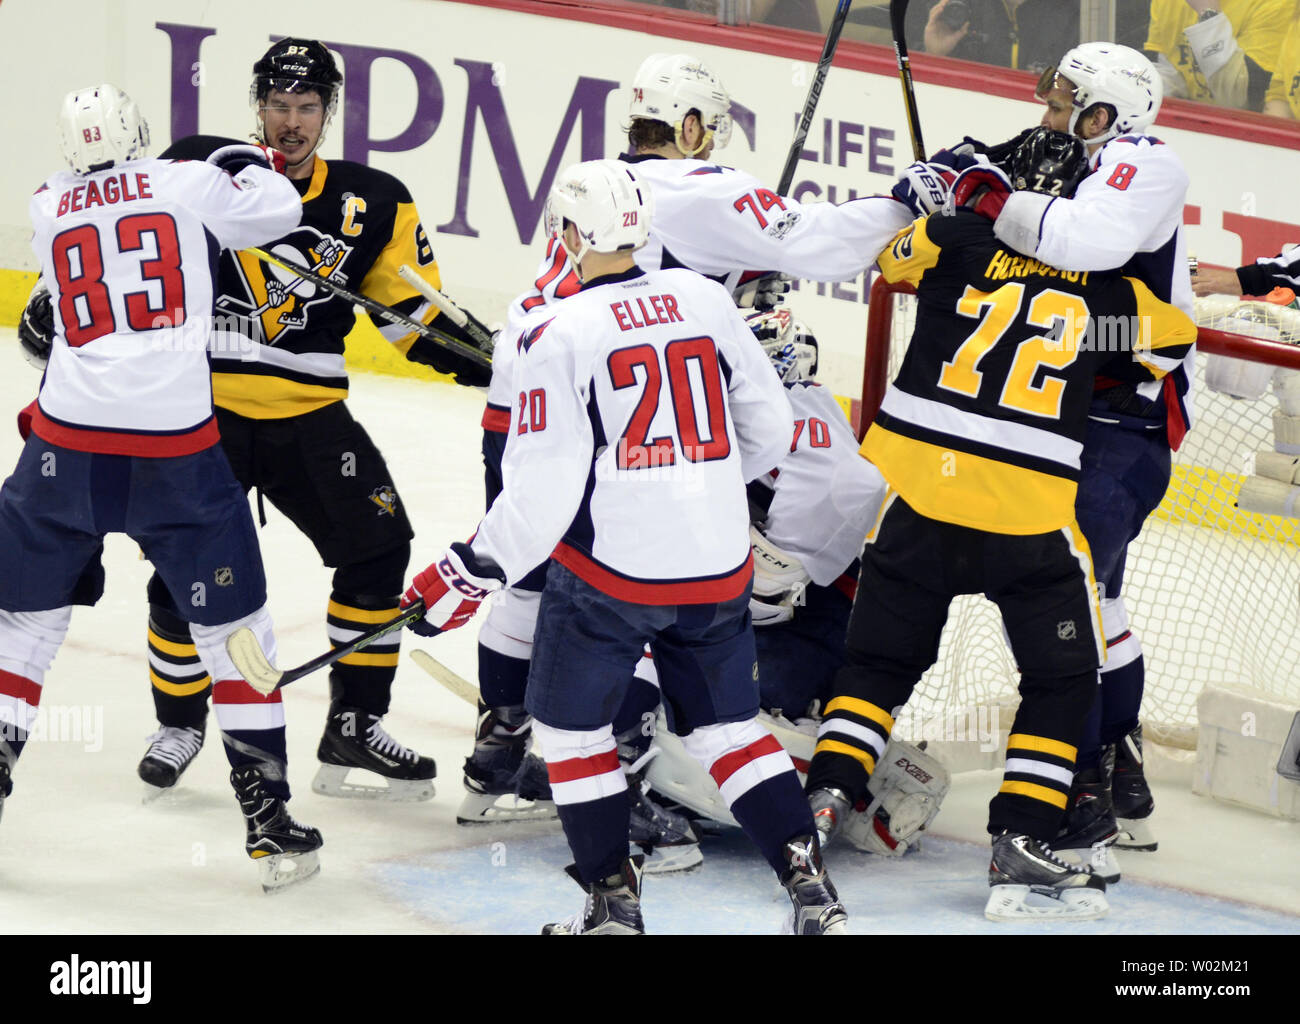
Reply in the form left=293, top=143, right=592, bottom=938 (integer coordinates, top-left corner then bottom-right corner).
left=949, top=164, right=1013, bottom=222
left=403, top=542, right=505, bottom=637
left=18, top=281, right=54, bottom=371
left=735, top=272, right=792, bottom=310
left=207, top=143, right=287, bottom=177
left=891, top=162, right=960, bottom=218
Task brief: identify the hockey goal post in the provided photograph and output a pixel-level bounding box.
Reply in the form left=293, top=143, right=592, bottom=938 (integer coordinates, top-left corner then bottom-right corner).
left=858, top=275, right=1300, bottom=751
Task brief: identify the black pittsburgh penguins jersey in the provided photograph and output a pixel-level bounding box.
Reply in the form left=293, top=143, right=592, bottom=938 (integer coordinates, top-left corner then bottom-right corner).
left=865, top=209, right=1196, bottom=535
left=162, top=135, right=469, bottom=418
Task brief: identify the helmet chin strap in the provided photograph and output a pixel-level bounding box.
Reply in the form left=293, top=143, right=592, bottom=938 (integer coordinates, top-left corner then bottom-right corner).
left=674, top=122, right=714, bottom=159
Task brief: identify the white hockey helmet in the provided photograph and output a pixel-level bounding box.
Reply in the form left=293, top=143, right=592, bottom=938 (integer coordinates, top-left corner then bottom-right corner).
left=58, top=84, right=150, bottom=175
left=1037, top=42, right=1162, bottom=144
left=543, top=159, right=653, bottom=267
left=745, top=307, right=818, bottom=383
left=630, top=53, right=733, bottom=155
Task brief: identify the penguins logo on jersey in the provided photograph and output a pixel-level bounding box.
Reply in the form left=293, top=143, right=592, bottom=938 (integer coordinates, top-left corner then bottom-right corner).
left=369, top=485, right=397, bottom=516
left=225, top=228, right=354, bottom=345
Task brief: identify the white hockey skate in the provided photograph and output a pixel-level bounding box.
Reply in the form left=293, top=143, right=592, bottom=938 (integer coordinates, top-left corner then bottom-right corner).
left=313, top=705, right=435, bottom=801
left=985, top=831, right=1109, bottom=922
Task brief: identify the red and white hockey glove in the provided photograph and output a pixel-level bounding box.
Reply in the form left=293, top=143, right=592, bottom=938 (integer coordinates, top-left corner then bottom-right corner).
left=949, top=164, right=1013, bottom=222
left=891, top=162, right=959, bottom=218
left=207, top=143, right=288, bottom=177
left=402, top=542, right=505, bottom=637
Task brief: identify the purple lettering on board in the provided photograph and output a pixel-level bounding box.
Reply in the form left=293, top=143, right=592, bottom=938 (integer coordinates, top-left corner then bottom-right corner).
left=869, top=126, right=895, bottom=176
left=438, top=60, right=617, bottom=243
left=156, top=22, right=217, bottom=142
left=326, top=41, right=444, bottom=165
left=838, top=122, right=863, bottom=168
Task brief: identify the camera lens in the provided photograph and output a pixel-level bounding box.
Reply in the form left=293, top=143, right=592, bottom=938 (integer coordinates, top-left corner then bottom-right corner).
left=938, top=0, right=971, bottom=30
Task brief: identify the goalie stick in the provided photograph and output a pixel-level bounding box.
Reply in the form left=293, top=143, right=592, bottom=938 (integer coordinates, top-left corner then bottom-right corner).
left=245, top=247, right=492, bottom=369
left=890, top=0, right=927, bottom=161
left=397, top=265, right=496, bottom=351
left=777, top=0, right=854, bottom=196
left=226, top=601, right=426, bottom=695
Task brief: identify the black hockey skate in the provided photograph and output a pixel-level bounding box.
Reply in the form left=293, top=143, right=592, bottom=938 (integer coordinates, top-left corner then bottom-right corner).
left=627, top=765, right=702, bottom=874
left=0, top=761, right=11, bottom=824
left=313, top=705, right=435, bottom=801
left=1112, top=725, right=1157, bottom=851
left=458, top=703, right=556, bottom=824
left=807, top=787, right=851, bottom=851
left=986, top=830, right=1108, bottom=921
left=541, top=856, right=646, bottom=935
left=138, top=724, right=205, bottom=796
left=779, top=834, right=849, bottom=934
left=1050, top=755, right=1120, bottom=883
left=231, top=766, right=322, bottom=893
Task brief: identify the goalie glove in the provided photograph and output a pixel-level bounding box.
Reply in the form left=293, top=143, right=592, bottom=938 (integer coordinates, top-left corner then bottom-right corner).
left=402, top=541, right=505, bottom=637
left=206, top=143, right=287, bottom=177
left=841, top=739, right=951, bottom=857
left=749, top=524, right=811, bottom=627
left=948, top=163, right=1013, bottom=222
left=18, top=281, right=54, bottom=370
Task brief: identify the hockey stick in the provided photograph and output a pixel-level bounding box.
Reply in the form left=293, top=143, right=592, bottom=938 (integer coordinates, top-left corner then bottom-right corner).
left=244, top=247, right=492, bottom=369
left=226, top=601, right=426, bottom=695
left=409, top=649, right=480, bottom=706
left=777, top=0, right=853, bottom=195
left=397, top=265, right=496, bottom=351
left=890, top=0, right=927, bottom=161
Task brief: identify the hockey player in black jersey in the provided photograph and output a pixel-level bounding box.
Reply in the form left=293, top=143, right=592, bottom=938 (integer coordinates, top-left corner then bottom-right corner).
left=803, top=129, right=1197, bottom=921
left=126, top=39, right=487, bottom=800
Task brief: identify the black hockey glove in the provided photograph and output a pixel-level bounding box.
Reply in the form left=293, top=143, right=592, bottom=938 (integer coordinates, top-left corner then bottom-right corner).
left=18, top=282, right=54, bottom=370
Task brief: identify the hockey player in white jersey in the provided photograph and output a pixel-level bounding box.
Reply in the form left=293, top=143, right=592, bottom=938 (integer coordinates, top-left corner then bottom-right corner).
left=403, top=160, right=848, bottom=934
left=462, top=51, right=916, bottom=837
left=934, top=43, right=1191, bottom=865
left=0, top=86, right=319, bottom=891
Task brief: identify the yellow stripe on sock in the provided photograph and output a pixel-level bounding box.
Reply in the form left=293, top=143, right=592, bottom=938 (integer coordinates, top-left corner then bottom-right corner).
left=335, top=650, right=401, bottom=668
left=149, top=668, right=211, bottom=697
left=814, top=738, right=877, bottom=775
left=823, top=696, right=894, bottom=731
left=327, top=600, right=399, bottom=625
left=1006, top=733, right=1077, bottom=762
left=998, top=779, right=1069, bottom=809
left=148, top=629, right=198, bottom=660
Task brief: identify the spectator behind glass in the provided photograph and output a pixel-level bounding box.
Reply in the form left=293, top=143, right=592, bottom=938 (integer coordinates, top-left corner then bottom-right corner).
left=1144, top=0, right=1297, bottom=110
left=1264, top=15, right=1300, bottom=116
left=908, top=0, right=1080, bottom=73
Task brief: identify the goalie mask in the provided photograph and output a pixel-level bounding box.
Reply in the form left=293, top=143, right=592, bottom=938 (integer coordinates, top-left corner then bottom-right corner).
left=1036, top=42, right=1161, bottom=145
left=1007, top=127, right=1089, bottom=199
left=629, top=53, right=733, bottom=157
left=59, top=84, right=150, bottom=175
left=543, top=160, right=653, bottom=268
left=251, top=38, right=343, bottom=152
left=746, top=308, right=818, bottom=383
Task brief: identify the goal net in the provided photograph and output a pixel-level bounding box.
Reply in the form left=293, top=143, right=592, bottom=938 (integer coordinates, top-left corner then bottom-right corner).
left=859, top=276, right=1300, bottom=751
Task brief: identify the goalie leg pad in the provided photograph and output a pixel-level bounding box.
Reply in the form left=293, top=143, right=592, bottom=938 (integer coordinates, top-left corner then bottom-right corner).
left=842, top=738, right=951, bottom=856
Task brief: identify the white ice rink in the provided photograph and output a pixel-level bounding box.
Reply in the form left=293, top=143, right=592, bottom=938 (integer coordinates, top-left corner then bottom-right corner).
left=0, top=327, right=1297, bottom=936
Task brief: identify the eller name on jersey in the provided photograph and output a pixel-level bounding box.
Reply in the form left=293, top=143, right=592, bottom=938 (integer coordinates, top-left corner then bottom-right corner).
left=161, top=135, right=451, bottom=419
left=866, top=209, right=1197, bottom=536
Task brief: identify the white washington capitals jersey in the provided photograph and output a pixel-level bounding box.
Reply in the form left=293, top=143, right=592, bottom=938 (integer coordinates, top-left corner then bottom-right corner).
left=27, top=156, right=301, bottom=455
left=752, top=382, right=886, bottom=586
left=472, top=266, right=793, bottom=604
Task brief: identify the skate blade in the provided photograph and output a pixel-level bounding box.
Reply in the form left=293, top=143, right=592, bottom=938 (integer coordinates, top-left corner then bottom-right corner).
left=312, top=763, right=435, bottom=802
left=1054, top=842, right=1121, bottom=884
left=636, top=840, right=703, bottom=875
left=984, top=884, right=1110, bottom=922
left=1116, top=816, right=1158, bottom=851
left=783, top=906, right=850, bottom=935
left=456, top=789, right=558, bottom=824
left=254, top=849, right=321, bottom=893
left=141, top=782, right=175, bottom=805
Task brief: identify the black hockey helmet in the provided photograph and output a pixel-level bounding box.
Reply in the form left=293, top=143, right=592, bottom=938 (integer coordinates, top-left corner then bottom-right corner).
left=251, top=38, right=342, bottom=110
left=1006, top=126, right=1090, bottom=198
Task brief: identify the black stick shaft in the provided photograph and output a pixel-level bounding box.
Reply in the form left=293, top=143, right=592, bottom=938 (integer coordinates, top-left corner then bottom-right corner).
left=890, top=0, right=927, bottom=161
left=777, top=0, right=854, bottom=196
left=277, top=602, right=427, bottom=689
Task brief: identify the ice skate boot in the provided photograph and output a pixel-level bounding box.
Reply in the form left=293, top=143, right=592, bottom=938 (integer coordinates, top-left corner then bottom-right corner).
left=457, top=703, right=556, bottom=824
left=985, top=830, right=1108, bottom=921
left=138, top=724, right=205, bottom=798
left=807, top=787, right=851, bottom=852
left=1050, top=757, right=1120, bottom=883
left=1112, top=725, right=1157, bottom=851
left=313, top=705, right=435, bottom=801
left=541, top=856, right=645, bottom=935
left=0, top=762, right=11, bottom=824
left=231, top=766, right=322, bottom=893
left=779, top=834, right=848, bottom=934
left=622, top=746, right=702, bottom=874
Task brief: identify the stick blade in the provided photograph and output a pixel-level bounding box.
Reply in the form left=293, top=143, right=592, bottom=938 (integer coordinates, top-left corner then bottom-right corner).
left=409, top=649, right=480, bottom=706
left=226, top=628, right=283, bottom=695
